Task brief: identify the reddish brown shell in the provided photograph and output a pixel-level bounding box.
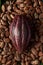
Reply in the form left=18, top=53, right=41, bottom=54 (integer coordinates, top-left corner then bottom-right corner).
left=9, top=15, right=31, bottom=53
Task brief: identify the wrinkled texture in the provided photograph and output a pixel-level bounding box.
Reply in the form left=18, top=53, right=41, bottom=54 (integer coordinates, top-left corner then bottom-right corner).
left=10, top=15, right=31, bottom=53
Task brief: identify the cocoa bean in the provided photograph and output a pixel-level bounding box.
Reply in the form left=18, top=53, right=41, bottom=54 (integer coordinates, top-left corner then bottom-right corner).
left=10, top=14, right=14, bottom=19
left=15, top=51, right=21, bottom=61
left=21, top=60, right=25, bottom=65
left=6, top=1, right=10, bottom=5
left=3, top=38, right=10, bottom=43
left=2, top=5, right=5, bottom=12
left=31, top=48, right=38, bottom=57
left=16, top=0, right=23, bottom=3
left=0, top=23, right=2, bottom=28
left=6, top=61, right=11, bottom=65
left=0, top=55, right=2, bottom=62
left=36, top=7, right=41, bottom=14
left=1, top=19, right=6, bottom=25
left=5, top=31, right=9, bottom=37
left=7, top=55, right=13, bottom=61
left=19, top=3, right=25, bottom=8
left=39, top=56, right=43, bottom=61
left=42, top=59, right=43, bottom=63
left=2, top=14, right=7, bottom=22
left=8, top=44, right=12, bottom=49
left=39, top=1, right=43, bottom=6
left=1, top=32, right=4, bottom=38
left=31, top=60, right=39, bottom=65
left=30, top=53, right=35, bottom=60
left=33, top=2, right=38, bottom=7
left=24, top=6, right=29, bottom=13
left=39, top=52, right=43, bottom=57
left=13, top=62, right=17, bottom=65
left=0, top=41, right=4, bottom=48
left=25, top=56, right=28, bottom=61
left=21, top=54, right=25, bottom=60
left=7, top=5, right=12, bottom=12
left=40, top=6, right=43, bottom=13
left=25, top=61, right=29, bottom=65
left=34, top=13, right=39, bottom=19
left=7, top=14, right=11, bottom=21
left=2, top=57, right=6, bottom=64
left=1, top=51, right=6, bottom=55
left=39, top=13, right=43, bottom=23
left=35, top=42, right=41, bottom=48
